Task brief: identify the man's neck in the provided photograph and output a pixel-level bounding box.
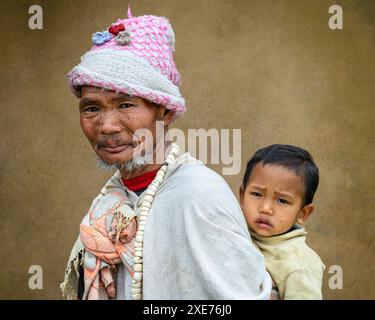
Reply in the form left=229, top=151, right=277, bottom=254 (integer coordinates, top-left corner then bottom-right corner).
left=120, top=163, right=162, bottom=180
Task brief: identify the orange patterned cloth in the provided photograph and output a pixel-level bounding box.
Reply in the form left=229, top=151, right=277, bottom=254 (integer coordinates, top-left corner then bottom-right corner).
left=79, top=192, right=137, bottom=299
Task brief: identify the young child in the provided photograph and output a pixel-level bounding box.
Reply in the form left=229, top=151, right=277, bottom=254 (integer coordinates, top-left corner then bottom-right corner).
left=240, top=144, right=325, bottom=300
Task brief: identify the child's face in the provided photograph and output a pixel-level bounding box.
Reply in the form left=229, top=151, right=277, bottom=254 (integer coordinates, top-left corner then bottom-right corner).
left=240, top=163, right=314, bottom=237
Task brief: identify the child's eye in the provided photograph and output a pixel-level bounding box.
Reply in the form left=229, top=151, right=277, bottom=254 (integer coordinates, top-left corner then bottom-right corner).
left=277, top=198, right=289, bottom=205
left=250, top=192, right=262, bottom=197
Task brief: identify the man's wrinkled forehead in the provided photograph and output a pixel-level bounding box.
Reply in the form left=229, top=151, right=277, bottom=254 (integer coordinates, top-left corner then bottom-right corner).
left=81, top=85, right=133, bottom=98
left=79, top=86, right=134, bottom=105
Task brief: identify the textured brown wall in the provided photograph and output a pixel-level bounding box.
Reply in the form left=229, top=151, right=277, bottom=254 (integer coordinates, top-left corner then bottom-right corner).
left=0, top=0, right=374, bottom=299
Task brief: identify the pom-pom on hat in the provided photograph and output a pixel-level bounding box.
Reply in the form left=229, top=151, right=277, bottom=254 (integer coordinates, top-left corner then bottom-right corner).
left=67, top=7, right=185, bottom=119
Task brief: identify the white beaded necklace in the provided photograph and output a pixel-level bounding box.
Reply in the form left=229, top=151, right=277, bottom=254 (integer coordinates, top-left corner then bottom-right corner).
left=131, top=143, right=179, bottom=300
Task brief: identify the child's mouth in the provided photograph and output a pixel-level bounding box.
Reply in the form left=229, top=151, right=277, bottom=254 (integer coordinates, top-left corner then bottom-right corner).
left=255, top=217, right=273, bottom=228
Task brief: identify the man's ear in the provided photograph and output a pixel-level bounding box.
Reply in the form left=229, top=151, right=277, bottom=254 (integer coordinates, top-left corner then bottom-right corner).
left=157, top=108, right=174, bottom=126
left=297, top=204, right=314, bottom=224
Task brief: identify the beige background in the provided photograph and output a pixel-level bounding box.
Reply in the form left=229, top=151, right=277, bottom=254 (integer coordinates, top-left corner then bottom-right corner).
left=0, top=0, right=374, bottom=299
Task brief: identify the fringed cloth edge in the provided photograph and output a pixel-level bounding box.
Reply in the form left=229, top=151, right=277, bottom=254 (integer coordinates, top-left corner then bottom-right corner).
left=60, top=237, right=85, bottom=300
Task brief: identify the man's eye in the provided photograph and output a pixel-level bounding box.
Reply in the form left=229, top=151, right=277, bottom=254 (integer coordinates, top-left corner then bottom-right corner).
left=82, top=106, right=99, bottom=113
left=119, top=103, right=134, bottom=109
left=277, top=198, right=289, bottom=205
left=250, top=192, right=262, bottom=197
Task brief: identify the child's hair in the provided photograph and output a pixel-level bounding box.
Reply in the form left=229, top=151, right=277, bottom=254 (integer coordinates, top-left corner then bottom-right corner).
left=242, top=144, right=319, bottom=206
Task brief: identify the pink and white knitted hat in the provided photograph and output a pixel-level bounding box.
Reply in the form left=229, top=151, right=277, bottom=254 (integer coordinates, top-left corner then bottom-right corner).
left=67, top=8, right=186, bottom=119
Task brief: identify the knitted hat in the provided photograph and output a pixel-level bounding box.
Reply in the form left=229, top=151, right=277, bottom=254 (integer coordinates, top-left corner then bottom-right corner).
left=67, top=8, right=186, bottom=119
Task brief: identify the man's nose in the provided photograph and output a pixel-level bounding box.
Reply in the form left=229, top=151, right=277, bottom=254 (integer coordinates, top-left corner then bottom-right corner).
left=259, top=199, right=274, bottom=215
left=99, top=110, right=122, bottom=134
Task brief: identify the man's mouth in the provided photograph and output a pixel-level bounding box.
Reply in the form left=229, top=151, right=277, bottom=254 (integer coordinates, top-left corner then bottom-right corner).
left=255, top=217, right=273, bottom=228
left=98, top=143, right=135, bottom=154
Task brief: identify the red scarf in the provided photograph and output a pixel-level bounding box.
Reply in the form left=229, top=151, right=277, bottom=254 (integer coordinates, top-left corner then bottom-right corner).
left=122, top=169, right=159, bottom=192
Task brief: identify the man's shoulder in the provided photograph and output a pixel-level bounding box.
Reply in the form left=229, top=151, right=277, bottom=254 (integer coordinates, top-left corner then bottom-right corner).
left=156, top=153, right=243, bottom=217
left=166, top=153, right=234, bottom=196
left=154, top=153, right=248, bottom=235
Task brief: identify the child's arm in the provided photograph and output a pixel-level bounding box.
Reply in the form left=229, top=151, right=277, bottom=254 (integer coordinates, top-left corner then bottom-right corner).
left=283, top=269, right=323, bottom=300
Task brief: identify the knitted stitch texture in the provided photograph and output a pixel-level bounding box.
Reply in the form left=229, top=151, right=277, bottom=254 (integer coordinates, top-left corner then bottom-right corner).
left=67, top=10, right=185, bottom=119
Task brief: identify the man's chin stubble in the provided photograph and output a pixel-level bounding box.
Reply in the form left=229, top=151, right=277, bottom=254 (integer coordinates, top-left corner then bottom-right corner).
left=95, top=154, right=153, bottom=172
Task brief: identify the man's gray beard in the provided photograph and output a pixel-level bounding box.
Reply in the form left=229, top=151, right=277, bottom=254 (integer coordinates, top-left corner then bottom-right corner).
left=96, top=153, right=153, bottom=172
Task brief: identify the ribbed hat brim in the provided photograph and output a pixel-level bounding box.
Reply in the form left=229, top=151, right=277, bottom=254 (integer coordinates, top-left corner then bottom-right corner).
left=67, top=49, right=186, bottom=120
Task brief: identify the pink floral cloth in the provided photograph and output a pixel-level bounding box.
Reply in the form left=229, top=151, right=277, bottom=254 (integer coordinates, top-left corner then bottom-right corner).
left=79, top=192, right=137, bottom=299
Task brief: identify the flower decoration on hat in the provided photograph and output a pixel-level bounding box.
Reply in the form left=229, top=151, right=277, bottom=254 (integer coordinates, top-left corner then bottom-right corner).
left=109, top=23, right=132, bottom=46
left=114, top=30, right=132, bottom=45
left=108, top=23, right=125, bottom=35
left=92, top=31, right=113, bottom=46
left=92, top=23, right=132, bottom=47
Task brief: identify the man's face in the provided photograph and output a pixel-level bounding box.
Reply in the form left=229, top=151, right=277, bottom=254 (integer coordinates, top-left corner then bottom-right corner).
left=79, top=86, right=166, bottom=166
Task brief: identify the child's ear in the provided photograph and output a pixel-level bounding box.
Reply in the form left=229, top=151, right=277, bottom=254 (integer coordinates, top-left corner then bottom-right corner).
left=239, top=186, right=244, bottom=208
left=297, top=204, right=314, bottom=224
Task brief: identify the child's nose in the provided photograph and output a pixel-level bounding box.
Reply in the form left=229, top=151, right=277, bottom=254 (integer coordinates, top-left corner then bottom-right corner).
left=259, top=200, right=273, bottom=215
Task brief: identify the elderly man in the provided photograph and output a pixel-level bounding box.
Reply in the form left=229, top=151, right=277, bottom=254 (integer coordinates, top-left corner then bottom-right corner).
left=61, top=9, right=271, bottom=300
